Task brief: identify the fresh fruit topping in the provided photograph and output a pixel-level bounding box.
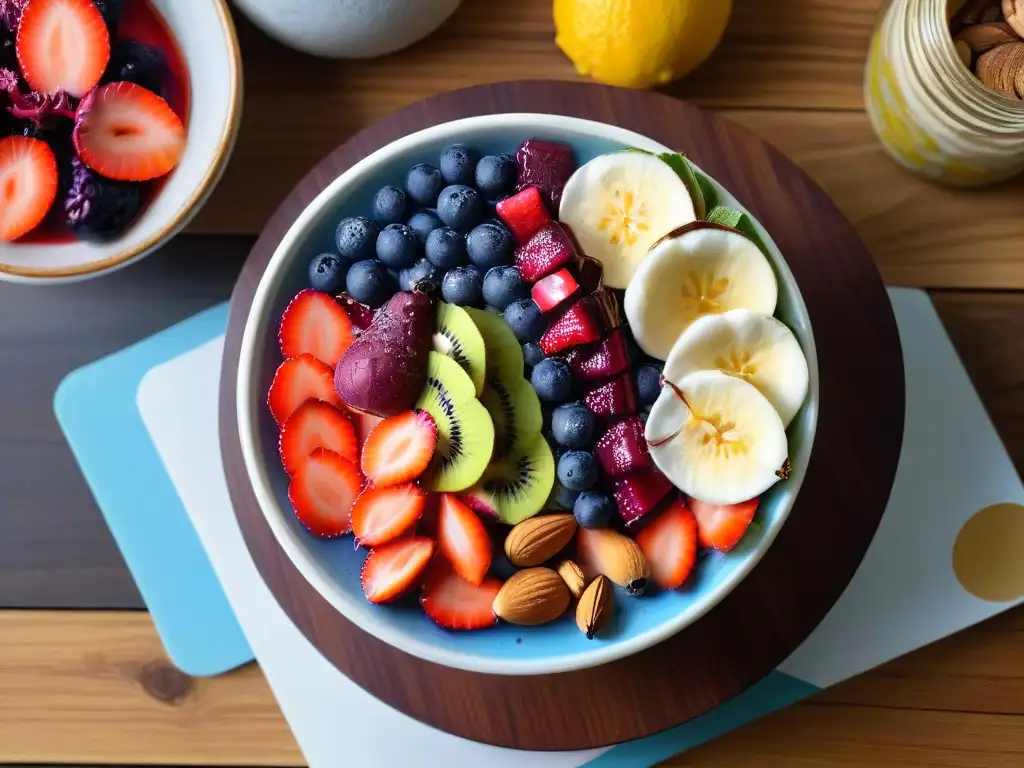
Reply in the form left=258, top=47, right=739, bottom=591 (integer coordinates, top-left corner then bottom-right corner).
left=375, top=222, right=419, bottom=269
left=558, top=150, right=698, bottom=289
left=351, top=483, right=426, bottom=547
left=460, top=431, right=555, bottom=525
left=360, top=536, right=436, bottom=604
left=334, top=290, right=433, bottom=417
left=503, top=297, right=547, bottom=343
left=645, top=370, right=788, bottom=506
left=415, top=352, right=495, bottom=492
left=465, top=306, right=525, bottom=382
left=611, top=467, right=674, bottom=528
left=594, top=415, right=649, bottom=479
left=466, top=220, right=515, bottom=270
left=492, top=567, right=571, bottom=626
left=551, top=401, right=597, bottom=449
left=398, top=258, right=440, bottom=292
left=105, top=39, right=166, bottom=95
left=515, top=139, right=575, bottom=211
left=407, top=208, right=443, bottom=245
left=16, top=0, right=110, bottom=97
left=482, top=264, right=529, bottom=311
left=503, top=513, right=577, bottom=567
left=336, top=292, right=375, bottom=332
left=420, top=561, right=502, bottom=631
left=475, top=152, right=515, bottom=199
left=279, top=400, right=357, bottom=476
left=557, top=449, right=599, bottom=491
left=335, top=216, right=379, bottom=262
left=623, top=222, right=778, bottom=360
left=63, top=154, right=142, bottom=241
left=268, top=354, right=342, bottom=426
left=690, top=496, right=760, bottom=553
left=549, top=481, right=580, bottom=511
left=308, top=253, right=351, bottom=295
left=635, top=362, right=663, bottom=406
left=440, top=143, right=479, bottom=186
left=634, top=498, right=698, bottom=589
left=436, top=493, right=492, bottom=585
left=496, top=185, right=552, bottom=243
left=437, top=183, right=484, bottom=233
left=539, top=298, right=600, bottom=355
left=344, top=259, right=396, bottom=308
left=287, top=448, right=363, bottom=538
left=662, top=308, right=809, bottom=427
left=531, top=268, right=579, bottom=313
left=522, top=341, right=546, bottom=371
left=481, top=374, right=543, bottom=457
left=441, top=264, right=483, bottom=306
left=433, top=301, right=487, bottom=397
left=569, top=328, right=631, bottom=381
left=371, top=184, right=407, bottom=225
left=425, top=226, right=466, bottom=270
left=575, top=526, right=650, bottom=595
left=405, top=162, right=444, bottom=207
left=513, top=222, right=576, bottom=282
left=359, top=410, right=437, bottom=487
left=584, top=372, right=637, bottom=417
left=530, top=357, right=573, bottom=403
left=278, top=289, right=355, bottom=368
left=0, top=135, right=57, bottom=241
left=573, top=489, right=616, bottom=529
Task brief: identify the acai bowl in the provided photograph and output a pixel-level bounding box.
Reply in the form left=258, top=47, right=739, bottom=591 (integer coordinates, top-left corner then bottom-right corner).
left=237, top=114, right=819, bottom=676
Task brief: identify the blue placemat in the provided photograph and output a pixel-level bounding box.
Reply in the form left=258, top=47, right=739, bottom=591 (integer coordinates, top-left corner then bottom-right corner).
left=53, top=302, right=252, bottom=677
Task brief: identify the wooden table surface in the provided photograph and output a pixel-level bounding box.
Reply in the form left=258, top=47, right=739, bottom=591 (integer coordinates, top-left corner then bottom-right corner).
left=2, top=0, right=1023, bottom=765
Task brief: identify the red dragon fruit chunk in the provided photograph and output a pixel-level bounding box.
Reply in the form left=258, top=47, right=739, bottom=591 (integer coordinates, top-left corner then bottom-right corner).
left=570, top=328, right=631, bottom=381
left=531, top=268, right=579, bottom=313
left=515, top=139, right=576, bottom=212
left=584, top=372, right=637, bottom=417
left=612, top=468, right=674, bottom=528
left=596, top=415, right=651, bottom=478
left=514, top=222, right=576, bottom=282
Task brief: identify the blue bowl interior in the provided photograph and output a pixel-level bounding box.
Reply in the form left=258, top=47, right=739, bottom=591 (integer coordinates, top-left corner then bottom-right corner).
left=253, top=124, right=815, bottom=668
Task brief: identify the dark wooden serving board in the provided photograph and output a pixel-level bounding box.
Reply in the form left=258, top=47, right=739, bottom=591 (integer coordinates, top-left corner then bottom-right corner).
left=217, top=81, right=904, bottom=751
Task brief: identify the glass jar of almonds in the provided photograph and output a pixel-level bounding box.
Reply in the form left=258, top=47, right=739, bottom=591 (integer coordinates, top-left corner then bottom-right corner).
left=865, top=0, right=1024, bottom=186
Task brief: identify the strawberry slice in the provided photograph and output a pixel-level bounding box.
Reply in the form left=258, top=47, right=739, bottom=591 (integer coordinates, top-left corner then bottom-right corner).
left=73, top=81, right=185, bottom=182
left=287, top=448, right=363, bottom=538
left=436, top=493, right=491, bottom=585
left=514, top=222, right=576, bottom=282
left=351, top=483, right=426, bottom=547
left=420, top=560, right=502, bottom=631
left=531, top=268, right=579, bottom=312
left=540, top=298, right=601, bottom=355
left=278, top=289, right=355, bottom=368
left=0, top=136, right=58, bottom=242
left=360, top=536, right=436, bottom=604
left=267, top=353, right=342, bottom=426
left=16, top=0, right=110, bottom=97
left=279, top=400, right=357, bottom=477
left=690, top=497, right=760, bottom=553
left=496, top=185, right=552, bottom=243
left=634, top=498, right=698, bottom=589
left=360, top=410, right=437, bottom=487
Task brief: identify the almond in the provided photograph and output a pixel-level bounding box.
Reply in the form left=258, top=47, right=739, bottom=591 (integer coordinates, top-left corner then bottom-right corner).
left=576, top=527, right=651, bottom=596
left=492, top=567, right=571, bottom=626
left=976, top=42, right=1024, bottom=98
left=576, top=575, right=614, bottom=639
left=504, top=513, right=577, bottom=567
left=556, top=559, right=586, bottom=599
left=1004, top=0, right=1024, bottom=38
left=957, top=22, right=1020, bottom=55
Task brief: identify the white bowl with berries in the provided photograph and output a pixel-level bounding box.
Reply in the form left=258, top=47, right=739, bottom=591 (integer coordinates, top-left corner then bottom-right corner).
left=0, top=0, right=241, bottom=283
left=236, top=114, right=819, bottom=675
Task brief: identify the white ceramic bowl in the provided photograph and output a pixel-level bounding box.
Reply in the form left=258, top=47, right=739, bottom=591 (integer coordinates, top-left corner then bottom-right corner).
left=237, top=114, right=819, bottom=676
left=0, top=0, right=242, bottom=284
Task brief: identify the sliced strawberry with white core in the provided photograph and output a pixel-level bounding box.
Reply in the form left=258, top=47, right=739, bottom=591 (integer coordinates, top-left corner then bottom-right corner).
left=634, top=498, right=698, bottom=589
left=420, top=561, right=502, bottom=631
left=360, top=537, right=436, bottom=604
left=691, top=497, right=759, bottom=553
left=350, top=483, right=426, bottom=547
left=436, top=493, right=492, bottom=585
left=360, top=410, right=437, bottom=487
left=267, top=353, right=342, bottom=426
left=278, top=289, right=355, bottom=368
left=0, top=136, right=58, bottom=242
left=279, top=400, right=357, bottom=476
left=287, top=448, right=363, bottom=538
left=16, top=0, right=110, bottom=97
left=73, top=81, right=185, bottom=181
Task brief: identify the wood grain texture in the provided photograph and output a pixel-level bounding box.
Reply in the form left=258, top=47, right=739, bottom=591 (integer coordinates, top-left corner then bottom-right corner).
left=217, top=81, right=904, bottom=750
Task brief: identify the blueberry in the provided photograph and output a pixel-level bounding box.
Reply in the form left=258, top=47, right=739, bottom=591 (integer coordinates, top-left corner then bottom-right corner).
left=522, top=341, right=546, bottom=370
left=482, top=265, right=528, bottom=311
left=550, top=482, right=580, bottom=512
left=398, top=258, right=440, bottom=292
left=504, top=298, right=547, bottom=343
left=467, top=221, right=514, bottom=269
left=441, top=265, right=483, bottom=306
left=375, top=223, right=418, bottom=269
left=530, top=357, right=572, bottom=402
left=558, top=450, right=599, bottom=492
left=406, top=209, right=443, bottom=245
left=573, top=490, right=615, bottom=529
left=335, top=216, right=379, bottom=262
left=551, top=402, right=597, bottom=449
left=436, top=184, right=484, bottom=233
left=63, top=156, right=142, bottom=241
left=405, top=163, right=444, bottom=207
left=308, top=252, right=350, bottom=294
left=425, top=227, right=466, bottom=270
left=490, top=546, right=519, bottom=580
left=635, top=364, right=663, bottom=406
left=103, top=40, right=166, bottom=94
left=345, top=259, right=395, bottom=308
left=373, top=185, right=407, bottom=225
left=439, top=143, right=480, bottom=186
left=475, top=153, right=515, bottom=199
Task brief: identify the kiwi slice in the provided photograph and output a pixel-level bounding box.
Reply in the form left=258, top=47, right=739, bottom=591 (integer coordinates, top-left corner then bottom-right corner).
left=432, top=302, right=487, bottom=397
left=460, top=432, right=555, bottom=526
left=481, top=375, right=543, bottom=458
left=465, top=306, right=524, bottom=383
left=414, top=352, right=494, bottom=492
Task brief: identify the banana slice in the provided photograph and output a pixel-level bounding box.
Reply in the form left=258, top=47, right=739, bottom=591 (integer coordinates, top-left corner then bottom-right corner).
left=663, top=309, right=809, bottom=427
left=644, top=370, right=788, bottom=506
left=623, top=222, right=778, bottom=361
left=558, top=150, right=697, bottom=289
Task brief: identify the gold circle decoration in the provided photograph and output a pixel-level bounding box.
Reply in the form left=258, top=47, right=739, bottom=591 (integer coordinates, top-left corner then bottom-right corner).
left=953, top=503, right=1024, bottom=602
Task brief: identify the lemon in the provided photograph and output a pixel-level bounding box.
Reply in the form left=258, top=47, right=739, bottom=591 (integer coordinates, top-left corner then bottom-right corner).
left=554, top=0, right=733, bottom=90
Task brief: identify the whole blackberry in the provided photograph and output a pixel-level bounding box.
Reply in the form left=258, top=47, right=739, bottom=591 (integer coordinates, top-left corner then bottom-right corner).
left=65, top=156, right=143, bottom=241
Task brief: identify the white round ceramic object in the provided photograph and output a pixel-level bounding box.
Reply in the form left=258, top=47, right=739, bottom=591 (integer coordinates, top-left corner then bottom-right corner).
left=0, top=0, right=242, bottom=285
left=232, top=0, right=464, bottom=59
